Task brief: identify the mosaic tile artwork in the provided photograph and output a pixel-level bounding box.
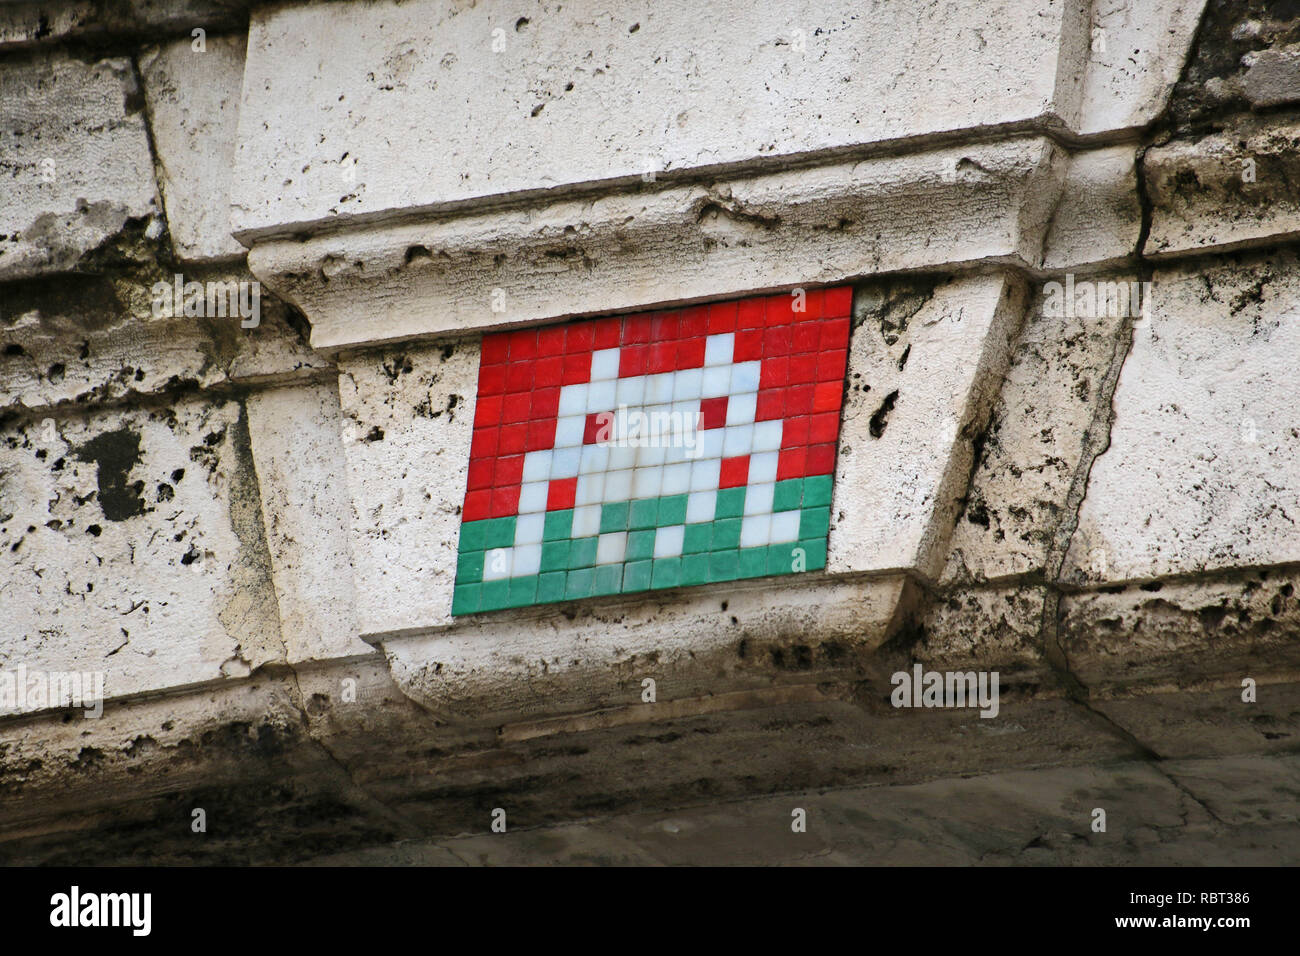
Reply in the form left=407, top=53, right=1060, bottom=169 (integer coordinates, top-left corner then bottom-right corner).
left=452, top=287, right=852, bottom=614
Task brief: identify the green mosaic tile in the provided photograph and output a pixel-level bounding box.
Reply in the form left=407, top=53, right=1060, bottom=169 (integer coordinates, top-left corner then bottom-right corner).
left=480, top=579, right=511, bottom=612
left=799, top=536, right=828, bottom=571
left=507, top=576, right=538, bottom=607
left=767, top=543, right=799, bottom=575
left=593, top=563, right=623, bottom=595
left=628, top=497, right=659, bottom=530
left=658, top=494, right=688, bottom=526
left=565, top=567, right=595, bottom=599
left=599, top=501, right=629, bottom=533
left=682, top=522, right=712, bottom=554
left=626, top=529, right=656, bottom=561
left=799, top=504, right=830, bottom=539
left=709, top=549, right=740, bottom=582
left=739, top=547, right=768, bottom=579
left=537, top=571, right=567, bottom=603
left=715, top=486, right=746, bottom=519
left=623, top=559, right=653, bottom=592
left=712, top=517, right=741, bottom=550
left=457, top=549, right=485, bottom=583
left=568, top=536, right=598, bottom=569
left=681, top=552, right=711, bottom=586
left=482, top=515, right=517, bottom=550
left=803, top=474, right=833, bottom=507
left=651, top=557, right=681, bottom=589
left=543, top=509, right=575, bottom=541
left=540, top=540, right=570, bottom=573
left=452, top=583, right=480, bottom=615
left=772, top=478, right=804, bottom=513
left=457, top=519, right=487, bottom=553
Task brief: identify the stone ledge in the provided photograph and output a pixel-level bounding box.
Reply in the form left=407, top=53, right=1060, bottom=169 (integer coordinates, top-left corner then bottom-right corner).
left=253, top=138, right=1064, bottom=353
left=3, top=639, right=1297, bottom=863
left=1144, top=116, right=1300, bottom=259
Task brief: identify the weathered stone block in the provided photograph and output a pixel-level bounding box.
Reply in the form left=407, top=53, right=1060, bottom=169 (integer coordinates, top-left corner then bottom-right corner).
left=140, top=32, right=248, bottom=262
left=1145, top=117, right=1300, bottom=258
left=1064, top=251, right=1300, bottom=584
left=943, top=280, right=1132, bottom=584
left=0, top=51, right=160, bottom=281
left=245, top=381, right=371, bottom=663
left=0, top=396, right=283, bottom=705
left=233, top=0, right=1089, bottom=238
left=252, top=137, right=1065, bottom=351
left=829, top=272, right=1027, bottom=580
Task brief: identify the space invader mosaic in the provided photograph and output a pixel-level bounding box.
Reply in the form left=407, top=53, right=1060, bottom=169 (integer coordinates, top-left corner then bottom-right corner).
left=451, top=286, right=852, bottom=614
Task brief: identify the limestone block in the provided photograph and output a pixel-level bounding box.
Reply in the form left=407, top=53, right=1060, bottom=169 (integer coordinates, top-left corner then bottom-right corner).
left=252, top=138, right=1064, bottom=351
left=1075, top=0, right=1207, bottom=136
left=1059, top=569, right=1300, bottom=690
left=1064, top=250, right=1300, bottom=584
left=233, top=0, right=1088, bottom=238
left=0, top=396, right=283, bottom=708
left=140, top=32, right=248, bottom=262
left=0, top=51, right=160, bottom=281
left=1145, top=117, right=1300, bottom=258
left=942, top=280, right=1132, bottom=584
left=384, top=574, right=909, bottom=725
left=828, top=272, right=1028, bottom=580
left=336, top=340, right=480, bottom=637
left=245, top=382, right=371, bottom=663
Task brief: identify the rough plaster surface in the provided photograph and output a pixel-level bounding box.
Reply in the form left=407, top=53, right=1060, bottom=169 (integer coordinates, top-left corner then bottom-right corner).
left=0, top=51, right=159, bottom=281
left=1145, top=116, right=1300, bottom=258
left=140, top=32, right=248, bottom=262
left=251, top=137, right=1065, bottom=352
left=232, top=0, right=1087, bottom=238
left=829, top=273, right=1027, bottom=580
left=0, top=396, right=283, bottom=705
left=245, top=382, right=371, bottom=663
left=1064, top=251, right=1300, bottom=584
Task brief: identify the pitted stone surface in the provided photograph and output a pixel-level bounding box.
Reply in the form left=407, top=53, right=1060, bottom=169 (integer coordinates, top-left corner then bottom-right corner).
left=245, top=382, right=371, bottom=663
left=829, top=273, right=1026, bottom=579
left=0, top=397, right=283, bottom=704
left=943, top=281, right=1131, bottom=585
left=252, top=137, right=1066, bottom=351
left=1145, top=117, right=1300, bottom=258
left=0, top=52, right=159, bottom=281
left=336, top=339, right=480, bottom=636
left=1064, top=251, right=1300, bottom=584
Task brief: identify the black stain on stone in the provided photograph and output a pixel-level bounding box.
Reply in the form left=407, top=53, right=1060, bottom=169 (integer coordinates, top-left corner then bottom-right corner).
left=868, top=390, right=899, bottom=438
left=73, top=428, right=146, bottom=521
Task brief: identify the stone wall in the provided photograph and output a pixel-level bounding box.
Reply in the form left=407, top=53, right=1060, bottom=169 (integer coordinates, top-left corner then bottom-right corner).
left=0, top=0, right=1298, bottom=863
